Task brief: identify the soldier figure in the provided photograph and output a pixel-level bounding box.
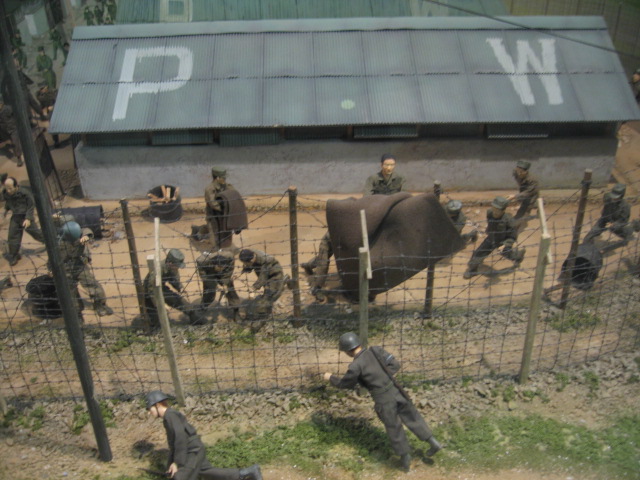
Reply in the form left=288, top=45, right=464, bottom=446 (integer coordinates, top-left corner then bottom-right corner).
left=463, top=196, right=525, bottom=279
left=301, top=231, right=333, bottom=299
left=508, top=160, right=539, bottom=220
left=58, top=221, right=114, bottom=316
left=145, top=390, right=263, bottom=480
left=584, top=183, right=634, bottom=252
left=106, top=0, right=118, bottom=22
left=323, top=333, right=442, bottom=472
left=445, top=199, right=478, bottom=244
left=239, top=249, right=285, bottom=315
left=0, top=103, right=24, bottom=166
left=363, top=153, right=406, bottom=196
left=49, top=29, right=65, bottom=61
left=196, top=249, right=240, bottom=312
left=203, top=167, right=247, bottom=250
left=36, top=46, right=56, bottom=90
left=143, top=249, right=201, bottom=328
left=83, top=6, right=95, bottom=26
left=2, top=177, right=44, bottom=266
left=10, top=32, right=27, bottom=69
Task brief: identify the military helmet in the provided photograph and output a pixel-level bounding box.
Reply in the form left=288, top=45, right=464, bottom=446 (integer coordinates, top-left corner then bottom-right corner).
left=446, top=200, right=462, bottom=215
left=609, top=183, right=626, bottom=200
left=491, top=196, right=509, bottom=210
left=61, top=221, right=82, bottom=242
left=239, top=249, right=255, bottom=263
left=145, top=390, right=169, bottom=409
left=339, top=332, right=361, bottom=352
left=165, top=248, right=185, bottom=268
left=516, top=160, right=531, bottom=170
left=211, top=167, right=227, bottom=178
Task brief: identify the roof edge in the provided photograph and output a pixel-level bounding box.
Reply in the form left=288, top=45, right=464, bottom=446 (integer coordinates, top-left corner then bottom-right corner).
left=72, top=16, right=608, bottom=40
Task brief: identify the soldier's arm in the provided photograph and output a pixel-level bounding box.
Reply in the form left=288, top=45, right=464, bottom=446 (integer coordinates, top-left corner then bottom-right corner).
left=362, top=175, right=376, bottom=196
left=516, top=178, right=539, bottom=201
left=330, top=362, right=362, bottom=389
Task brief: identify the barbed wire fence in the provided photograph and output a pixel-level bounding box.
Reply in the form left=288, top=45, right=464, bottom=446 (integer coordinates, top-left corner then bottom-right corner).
left=0, top=164, right=639, bottom=404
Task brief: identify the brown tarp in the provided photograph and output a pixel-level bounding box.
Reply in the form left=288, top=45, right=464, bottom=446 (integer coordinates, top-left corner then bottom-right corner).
left=326, top=192, right=465, bottom=300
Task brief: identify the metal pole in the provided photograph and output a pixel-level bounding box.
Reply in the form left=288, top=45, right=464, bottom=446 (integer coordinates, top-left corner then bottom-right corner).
left=559, top=169, right=592, bottom=309
left=0, top=3, right=112, bottom=461
left=519, top=198, right=551, bottom=384
left=288, top=187, right=301, bottom=319
left=120, top=199, right=147, bottom=321
left=424, top=181, right=441, bottom=317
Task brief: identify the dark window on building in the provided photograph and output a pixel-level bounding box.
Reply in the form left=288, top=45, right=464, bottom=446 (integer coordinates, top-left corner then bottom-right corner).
left=486, top=124, right=549, bottom=139
left=353, top=125, right=418, bottom=139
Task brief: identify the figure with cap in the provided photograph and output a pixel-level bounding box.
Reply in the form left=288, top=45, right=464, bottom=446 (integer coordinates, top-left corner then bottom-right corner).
left=507, top=160, right=539, bottom=220
left=239, top=248, right=286, bottom=317
left=463, top=196, right=525, bottom=279
left=584, top=183, right=635, bottom=252
left=143, top=249, right=202, bottom=329
left=36, top=46, right=56, bottom=90
left=445, top=199, right=478, bottom=245
left=363, top=153, right=406, bottom=196
left=56, top=220, right=114, bottom=317
left=300, top=231, right=333, bottom=301
left=200, top=167, right=248, bottom=250
left=145, top=390, right=263, bottom=480
left=2, top=177, right=44, bottom=266
left=196, top=249, right=240, bottom=315
left=323, top=332, right=442, bottom=472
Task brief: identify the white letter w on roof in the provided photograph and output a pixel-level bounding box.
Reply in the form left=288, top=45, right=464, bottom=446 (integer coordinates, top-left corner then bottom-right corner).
left=112, top=47, right=193, bottom=121
left=486, top=38, right=563, bottom=106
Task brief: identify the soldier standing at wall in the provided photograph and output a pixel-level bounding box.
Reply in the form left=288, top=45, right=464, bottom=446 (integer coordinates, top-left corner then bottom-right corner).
left=363, top=153, right=406, bottom=196
left=508, top=160, right=539, bottom=220
left=463, top=196, right=525, bottom=279
left=584, top=183, right=635, bottom=252
left=57, top=221, right=114, bottom=317
left=323, top=332, right=442, bottom=472
left=36, top=46, right=56, bottom=90
left=2, top=177, right=44, bottom=265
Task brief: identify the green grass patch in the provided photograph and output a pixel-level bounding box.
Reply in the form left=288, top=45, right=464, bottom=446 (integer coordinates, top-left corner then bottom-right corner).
left=546, top=310, right=601, bottom=333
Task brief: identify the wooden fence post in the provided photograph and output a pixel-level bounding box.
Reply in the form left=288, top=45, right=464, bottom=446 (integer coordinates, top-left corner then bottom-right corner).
left=359, top=210, right=372, bottom=348
left=288, top=187, right=302, bottom=319
left=120, top=199, right=147, bottom=321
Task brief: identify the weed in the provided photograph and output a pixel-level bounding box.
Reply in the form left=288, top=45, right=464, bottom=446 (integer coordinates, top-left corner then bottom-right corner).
left=142, top=341, right=156, bottom=353
left=555, top=372, right=570, bottom=392
left=232, top=328, right=256, bottom=346
left=502, top=384, right=516, bottom=403
left=110, top=330, right=145, bottom=353
left=461, top=376, right=474, bottom=388
left=276, top=332, right=295, bottom=344
left=71, top=401, right=115, bottom=434
left=582, top=371, right=600, bottom=398
left=547, top=310, right=600, bottom=333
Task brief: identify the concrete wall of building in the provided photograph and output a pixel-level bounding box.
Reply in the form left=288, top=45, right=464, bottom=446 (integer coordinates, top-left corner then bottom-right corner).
left=75, top=136, right=617, bottom=200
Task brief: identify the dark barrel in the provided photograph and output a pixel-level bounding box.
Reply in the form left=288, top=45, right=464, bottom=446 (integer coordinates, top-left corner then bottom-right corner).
left=147, top=185, right=183, bottom=223
left=26, top=275, right=62, bottom=319
left=61, top=205, right=104, bottom=239
left=561, top=242, right=603, bottom=290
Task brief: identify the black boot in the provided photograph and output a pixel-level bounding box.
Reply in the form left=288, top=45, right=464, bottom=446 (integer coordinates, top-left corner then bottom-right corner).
left=239, top=464, right=262, bottom=480
left=426, top=436, right=442, bottom=457
left=400, top=453, right=411, bottom=472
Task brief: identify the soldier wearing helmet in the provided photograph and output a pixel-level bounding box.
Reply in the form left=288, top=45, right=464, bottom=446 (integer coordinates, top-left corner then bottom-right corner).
left=507, top=160, right=539, bottom=220
left=324, top=332, right=442, bottom=472
left=56, top=220, right=113, bottom=317
left=2, top=177, right=44, bottom=266
left=445, top=199, right=478, bottom=244
left=463, top=196, right=525, bottom=279
left=584, top=183, right=635, bottom=252
left=143, top=249, right=202, bottom=329
left=145, top=390, right=263, bottom=480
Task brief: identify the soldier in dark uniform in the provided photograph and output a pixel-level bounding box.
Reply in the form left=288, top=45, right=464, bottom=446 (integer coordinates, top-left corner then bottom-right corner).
left=145, top=390, right=263, bottom=480
left=508, top=160, right=539, bottom=220
left=36, top=47, right=56, bottom=90
left=239, top=248, right=285, bottom=315
left=0, top=103, right=24, bottom=166
left=196, top=249, right=240, bottom=311
left=58, top=221, right=114, bottom=316
left=49, top=29, right=65, bottom=61
left=2, top=177, right=44, bottom=266
left=323, top=333, right=442, bottom=472
left=203, top=167, right=238, bottom=250
left=363, top=153, right=406, bottom=196
left=445, top=199, right=478, bottom=245
left=584, top=183, right=634, bottom=252
left=143, top=249, right=201, bottom=328
left=463, top=196, right=525, bottom=279
left=10, top=32, right=27, bottom=69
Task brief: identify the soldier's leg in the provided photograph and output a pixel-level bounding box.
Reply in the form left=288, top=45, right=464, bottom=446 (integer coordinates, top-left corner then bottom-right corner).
left=206, top=218, right=220, bottom=251
left=514, top=198, right=531, bottom=220
left=311, top=233, right=333, bottom=290
left=201, top=277, right=218, bottom=307
left=264, top=274, right=285, bottom=303
left=374, top=400, right=411, bottom=456
left=7, top=216, right=24, bottom=262
left=78, top=266, right=112, bottom=315
left=396, top=394, right=441, bottom=456
left=224, top=280, right=241, bottom=308
left=464, top=237, right=495, bottom=277
left=25, top=221, right=44, bottom=244
left=584, top=220, right=607, bottom=243
left=144, top=295, right=160, bottom=330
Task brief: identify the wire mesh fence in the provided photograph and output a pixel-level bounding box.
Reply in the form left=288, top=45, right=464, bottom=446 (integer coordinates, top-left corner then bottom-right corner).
left=1, top=164, right=639, bottom=403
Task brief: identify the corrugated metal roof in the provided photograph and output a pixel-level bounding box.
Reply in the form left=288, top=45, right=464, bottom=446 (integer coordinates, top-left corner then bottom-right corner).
left=50, top=16, right=640, bottom=133
left=116, top=0, right=504, bottom=24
